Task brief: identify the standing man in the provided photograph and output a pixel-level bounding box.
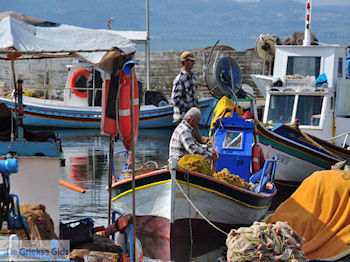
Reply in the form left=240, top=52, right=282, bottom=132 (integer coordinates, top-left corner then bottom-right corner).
left=171, top=51, right=200, bottom=124
left=169, top=107, right=218, bottom=162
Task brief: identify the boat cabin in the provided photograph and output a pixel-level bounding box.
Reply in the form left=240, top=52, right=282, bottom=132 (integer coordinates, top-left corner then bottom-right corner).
left=263, top=45, right=350, bottom=147
left=214, top=112, right=254, bottom=182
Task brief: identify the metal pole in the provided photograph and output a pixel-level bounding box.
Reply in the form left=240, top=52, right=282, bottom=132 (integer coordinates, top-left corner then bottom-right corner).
left=16, top=76, right=24, bottom=139
left=10, top=57, right=18, bottom=140
left=228, top=56, right=238, bottom=105
left=130, top=68, right=136, bottom=262
left=146, top=0, right=150, bottom=91
left=92, top=68, right=96, bottom=106
left=107, top=136, right=115, bottom=226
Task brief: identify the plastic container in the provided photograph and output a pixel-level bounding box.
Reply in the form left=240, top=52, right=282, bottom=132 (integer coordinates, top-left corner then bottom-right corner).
left=0, top=221, right=8, bottom=235
left=59, top=218, right=94, bottom=247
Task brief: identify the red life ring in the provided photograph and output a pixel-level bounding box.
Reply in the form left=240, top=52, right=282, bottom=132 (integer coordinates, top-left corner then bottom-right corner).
left=117, top=70, right=139, bottom=151
left=252, top=144, right=265, bottom=173
left=70, top=68, right=90, bottom=98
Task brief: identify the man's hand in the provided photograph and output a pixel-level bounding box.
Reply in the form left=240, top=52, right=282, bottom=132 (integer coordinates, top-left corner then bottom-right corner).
left=211, top=149, right=219, bottom=161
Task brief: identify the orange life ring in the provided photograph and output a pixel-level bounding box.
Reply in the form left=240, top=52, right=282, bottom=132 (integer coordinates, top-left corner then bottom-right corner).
left=252, top=144, right=265, bottom=173
left=117, top=70, right=139, bottom=151
left=70, top=68, right=90, bottom=98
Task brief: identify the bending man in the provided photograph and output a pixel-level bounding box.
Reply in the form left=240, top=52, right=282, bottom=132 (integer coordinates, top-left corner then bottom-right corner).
left=169, top=107, right=218, bottom=161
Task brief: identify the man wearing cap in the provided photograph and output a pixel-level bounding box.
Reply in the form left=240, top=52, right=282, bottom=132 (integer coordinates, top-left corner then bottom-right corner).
left=171, top=51, right=200, bottom=124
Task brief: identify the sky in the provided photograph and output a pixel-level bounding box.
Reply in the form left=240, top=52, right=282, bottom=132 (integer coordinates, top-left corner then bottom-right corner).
left=293, top=0, right=350, bottom=5
left=235, top=0, right=350, bottom=5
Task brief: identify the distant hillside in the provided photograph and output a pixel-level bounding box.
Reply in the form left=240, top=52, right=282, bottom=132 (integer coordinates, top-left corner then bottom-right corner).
left=3, top=0, right=350, bottom=51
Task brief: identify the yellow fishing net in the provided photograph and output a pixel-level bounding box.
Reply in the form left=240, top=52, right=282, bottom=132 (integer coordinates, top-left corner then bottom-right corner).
left=213, top=168, right=250, bottom=190
left=177, top=155, right=251, bottom=190
left=23, top=89, right=41, bottom=98
left=178, top=154, right=214, bottom=176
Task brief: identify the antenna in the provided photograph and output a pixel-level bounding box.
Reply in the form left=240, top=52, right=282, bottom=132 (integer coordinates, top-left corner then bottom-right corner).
left=107, top=17, right=114, bottom=30
left=303, top=0, right=312, bottom=46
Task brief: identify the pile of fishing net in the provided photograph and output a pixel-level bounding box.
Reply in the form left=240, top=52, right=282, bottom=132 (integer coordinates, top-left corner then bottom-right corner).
left=177, top=155, right=251, bottom=190
left=23, top=89, right=41, bottom=98
left=226, top=221, right=307, bottom=262
left=213, top=168, right=250, bottom=190
left=13, top=203, right=57, bottom=240
left=177, top=154, right=214, bottom=176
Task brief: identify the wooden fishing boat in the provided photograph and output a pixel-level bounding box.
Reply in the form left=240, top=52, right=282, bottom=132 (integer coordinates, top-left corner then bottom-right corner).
left=256, top=120, right=350, bottom=206
left=111, top=112, right=277, bottom=261
left=0, top=94, right=216, bottom=129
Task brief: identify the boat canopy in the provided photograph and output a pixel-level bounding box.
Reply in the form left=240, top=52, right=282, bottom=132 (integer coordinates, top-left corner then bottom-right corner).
left=0, top=11, right=137, bottom=73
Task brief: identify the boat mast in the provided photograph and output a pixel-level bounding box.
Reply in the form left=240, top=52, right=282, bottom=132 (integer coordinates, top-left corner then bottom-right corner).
left=303, top=0, right=312, bottom=46
left=146, top=0, right=150, bottom=91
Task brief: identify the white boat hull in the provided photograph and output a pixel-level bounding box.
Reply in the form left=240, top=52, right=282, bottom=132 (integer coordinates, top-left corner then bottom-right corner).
left=112, top=168, right=275, bottom=241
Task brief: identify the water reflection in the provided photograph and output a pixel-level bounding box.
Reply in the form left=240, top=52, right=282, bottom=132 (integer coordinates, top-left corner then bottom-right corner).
left=57, top=127, right=226, bottom=261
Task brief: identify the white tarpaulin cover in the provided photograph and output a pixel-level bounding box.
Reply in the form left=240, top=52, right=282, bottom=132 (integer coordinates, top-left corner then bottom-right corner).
left=0, top=11, right=137, bottom=66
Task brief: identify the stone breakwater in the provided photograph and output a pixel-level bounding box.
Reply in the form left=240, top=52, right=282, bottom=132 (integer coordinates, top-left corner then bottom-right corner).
left=0, top=49, right=266, bottom=98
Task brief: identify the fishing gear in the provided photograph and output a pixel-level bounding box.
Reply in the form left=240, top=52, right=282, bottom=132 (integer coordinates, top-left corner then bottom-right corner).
left=0, top=158, right=30, bottom=239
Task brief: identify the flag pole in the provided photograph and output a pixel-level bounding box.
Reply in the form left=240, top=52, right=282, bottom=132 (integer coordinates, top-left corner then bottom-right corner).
left=130, top=66, right=136, bottom=262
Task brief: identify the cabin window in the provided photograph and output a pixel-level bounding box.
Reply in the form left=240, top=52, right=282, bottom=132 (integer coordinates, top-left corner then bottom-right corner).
left=224, top=131, right=243, bottom=149
left=267, top=95, right=295, bottom=124
left=335, top=80, right=350, bottom=117
left=296, top=96, right=323, bottom=126
left=286, top=56, right=321, bottom=77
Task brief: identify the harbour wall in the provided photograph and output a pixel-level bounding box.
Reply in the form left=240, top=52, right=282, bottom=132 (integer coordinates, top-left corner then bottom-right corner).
left=0, top=48, right=266, bottom=98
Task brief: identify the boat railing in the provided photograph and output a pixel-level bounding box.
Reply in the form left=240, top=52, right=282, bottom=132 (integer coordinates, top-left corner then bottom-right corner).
left=250, top=156, right=277, bottom=193
left=7, top=85, right=102, bottom=102
left=324, top=132, right=350, bottom=148
left=284, top=75, right=315, bottom=87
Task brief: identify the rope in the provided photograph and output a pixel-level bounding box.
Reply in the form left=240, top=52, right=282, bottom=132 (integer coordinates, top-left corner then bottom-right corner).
left=170, top=168, right=229, bottom=236
left=324, top=131, right=350, bottom=142
left=185, top=170, right=193, bottom=260
left=299, top=129, right=346, bottom=161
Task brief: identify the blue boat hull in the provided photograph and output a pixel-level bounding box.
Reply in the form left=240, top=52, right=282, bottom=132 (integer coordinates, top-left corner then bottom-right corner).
left=0, top=97, right=216, bottom=129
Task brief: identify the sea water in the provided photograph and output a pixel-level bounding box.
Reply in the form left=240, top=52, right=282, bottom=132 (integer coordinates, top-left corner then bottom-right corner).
left=57, top=128, right=226, bottom=261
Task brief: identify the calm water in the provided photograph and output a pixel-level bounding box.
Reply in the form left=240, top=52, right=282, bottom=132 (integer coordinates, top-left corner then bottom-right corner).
left=57, top=128, right=226, bottom=261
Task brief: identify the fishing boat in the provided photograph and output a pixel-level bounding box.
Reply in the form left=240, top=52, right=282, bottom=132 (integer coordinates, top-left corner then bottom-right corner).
left=0, top=91, right=216, bottom=129
left=251, top=1, right=350, bottom=147
left=248, top=0, right=350, bottom=204
left=0, top=12, right=216, bottom=129
left=111, top=111, right=277, bottom=261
